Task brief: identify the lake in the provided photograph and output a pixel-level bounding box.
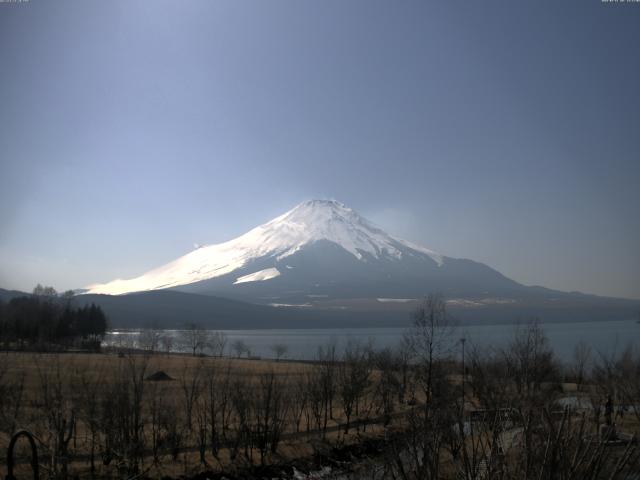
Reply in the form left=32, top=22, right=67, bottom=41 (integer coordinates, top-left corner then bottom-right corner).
left=104, top=318, right=639, bottom=363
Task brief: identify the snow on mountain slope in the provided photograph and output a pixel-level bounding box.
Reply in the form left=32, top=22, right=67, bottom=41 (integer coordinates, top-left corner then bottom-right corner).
left=85, top=200, right=445, bottom=295
left=234, top=267, right=281, bottom=285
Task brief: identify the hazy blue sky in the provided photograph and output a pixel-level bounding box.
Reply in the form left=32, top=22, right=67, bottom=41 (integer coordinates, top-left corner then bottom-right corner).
left=1, top=1, right=639, bottom=299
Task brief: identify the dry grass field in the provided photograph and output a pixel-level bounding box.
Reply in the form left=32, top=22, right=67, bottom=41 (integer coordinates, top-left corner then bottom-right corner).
left=0, top=350, right=407, bottom=479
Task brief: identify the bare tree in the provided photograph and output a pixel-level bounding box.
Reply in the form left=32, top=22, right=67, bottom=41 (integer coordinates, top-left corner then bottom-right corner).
left=251, top=370, right=290, bottom=464
left=179, top=359, right=203, bottom=432
left=209, top=331, right=228, bottom=357
left=372, top=347, right=399, bottom=428
left=337, top=339, right=372, bottom=433
left=32, top=284, right=58, bottom=299
left=230, top=377, right=252, bottom=461
left=179, top=323, right=210, bottom=356
left=468, top=344, right=513, bottom=411
left=388, top=293, right=457, bottom=480
left=305, top=365, right=326, bottom=435
left=194, top=390, right=209, bottom=467
left=271, top=343, right=288, bottom=361
left=503, top=320, right=558, bottom=408
left=289, top=371, right=309, bottom=433
left=100, top=354, right=149, bottom=474
left=316, top=342, right=338, bottom=436
left=616, top=345, right=640, bottom=424
left=232, top=339, right=249, bottom=358
left=406, top=294, right=455, bottom=404
left=32, top=355, right=78, bottom=478
left=198, top=360, right=233, bottom=461
left=160, top=333, right=174, bottom=355
left=395, top=338, right=413, bottom=405
left=138, top=328, right=162, bottom=354
left=571, top=340, right=592, bottom=387
left=597, top=344, right=640, bottom=426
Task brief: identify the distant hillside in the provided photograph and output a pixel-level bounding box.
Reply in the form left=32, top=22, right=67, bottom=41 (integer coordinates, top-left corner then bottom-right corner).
left=3, top=287, right=638, bottom=330
left=76, top=290, right=639, bottom=329
left=74, top=290, right=404, bottom=329
left=0, top=288, right=31, bottom=302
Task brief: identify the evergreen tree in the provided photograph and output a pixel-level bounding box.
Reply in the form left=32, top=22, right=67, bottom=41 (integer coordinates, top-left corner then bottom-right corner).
left=0, top=287, right=108, bottom=350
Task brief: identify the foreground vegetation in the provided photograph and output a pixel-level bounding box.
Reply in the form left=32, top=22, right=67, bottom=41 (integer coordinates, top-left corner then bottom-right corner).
left=1, top=295, right=639, bottom=479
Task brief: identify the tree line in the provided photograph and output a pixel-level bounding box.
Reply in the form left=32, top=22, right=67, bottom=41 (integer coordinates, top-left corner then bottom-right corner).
left=0, top=285, right=107, bottom=350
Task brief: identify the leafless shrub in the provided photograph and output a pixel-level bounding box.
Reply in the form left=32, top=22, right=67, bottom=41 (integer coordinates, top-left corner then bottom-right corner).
left=148, top=379, right=173, bottom=465
left=32, top=356, right=78, bottom=478
left=338, top=339, right=372, bottom=433
left=0, top=356, right=25, bottom=437
left=99, top=354, right=149, bottom=474
left=229, top=377, right=252, bottom=462
left=251, top=370, right=290, bottom=464
left=78, top=364, right=105, bottom=474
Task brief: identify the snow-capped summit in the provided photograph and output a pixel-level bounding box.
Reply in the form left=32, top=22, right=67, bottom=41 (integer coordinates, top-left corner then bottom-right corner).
left=85, top=199, right=522, bottom=303
left=85, top=199, right=444, bottom=295
left=253, top=199, right=442, bottom=263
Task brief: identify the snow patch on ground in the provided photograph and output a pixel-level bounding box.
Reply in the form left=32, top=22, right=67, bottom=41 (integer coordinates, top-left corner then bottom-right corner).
left=268, top=303, right=313, bottom=308
left=446, top=299, right=484, bottom=307
left=377, top=298, right=415, bottom=303
left=234, top=267, right=281, bottom=285
left=479, top=297, right=517, bottom=305
left=446, top=297, right=518, bottom=307
left=395, top=239, right=444, bottom=266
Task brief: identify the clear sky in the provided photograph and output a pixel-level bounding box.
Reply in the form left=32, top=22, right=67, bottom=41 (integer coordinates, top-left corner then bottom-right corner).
left=1, top=0, right=639, bottom=299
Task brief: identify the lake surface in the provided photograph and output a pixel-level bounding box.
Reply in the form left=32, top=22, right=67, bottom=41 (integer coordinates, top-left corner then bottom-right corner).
left=105, top=319, right=639, bottom=363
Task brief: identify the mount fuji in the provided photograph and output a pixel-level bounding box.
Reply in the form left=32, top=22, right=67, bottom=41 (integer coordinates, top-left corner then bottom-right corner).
left=80, top=200, right=639, bottom=327
left=85, top=200, right=518, bottom=300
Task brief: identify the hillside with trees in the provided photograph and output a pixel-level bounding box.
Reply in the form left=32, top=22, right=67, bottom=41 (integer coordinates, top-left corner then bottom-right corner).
left=0, top=285, right=107, bottom=351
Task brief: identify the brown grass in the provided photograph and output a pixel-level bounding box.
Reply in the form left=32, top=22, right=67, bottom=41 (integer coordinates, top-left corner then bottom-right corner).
left=0, top=351, right=403, bottom=478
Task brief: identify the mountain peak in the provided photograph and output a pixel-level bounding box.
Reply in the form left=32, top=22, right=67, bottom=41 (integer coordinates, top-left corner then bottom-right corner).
left=278, top=199, right=370, bottom=230
left=287, top=199, right=355, bottom=218
left=299, top=198, right=346, bottom=208
left=85, top=200, right=444, bottom=295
